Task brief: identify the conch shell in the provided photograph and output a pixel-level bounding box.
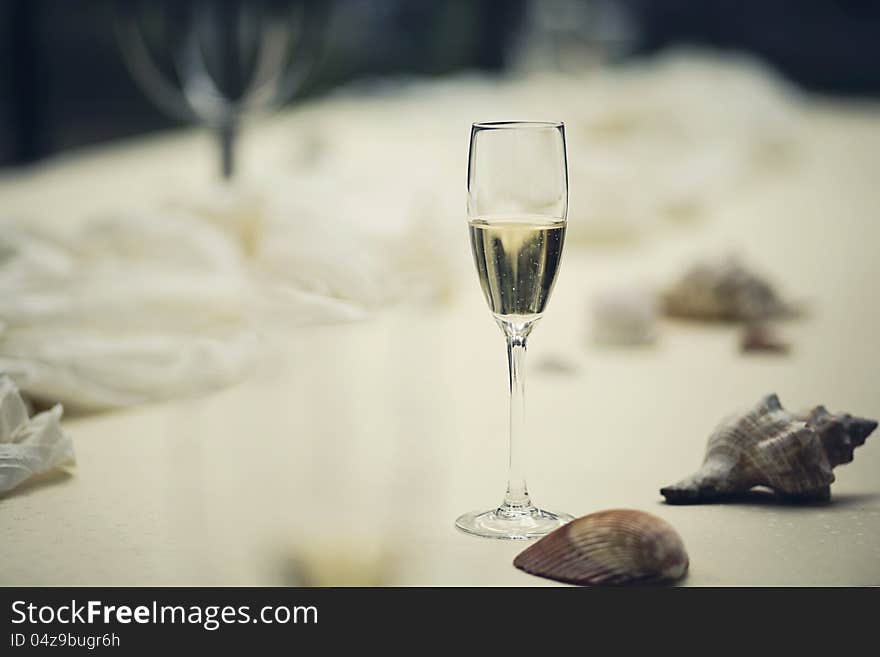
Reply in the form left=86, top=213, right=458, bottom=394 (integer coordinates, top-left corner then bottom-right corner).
left=513, top=509, right=688, bottom=586
left=663, top=256, right=790, bottom=321
left=661, top=394, right=877, bottom=503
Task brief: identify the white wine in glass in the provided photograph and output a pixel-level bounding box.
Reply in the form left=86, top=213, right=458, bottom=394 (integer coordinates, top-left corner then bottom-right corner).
left=469, top=217, right=566, bottom=322
left=457, top=122, right=573, bottom=540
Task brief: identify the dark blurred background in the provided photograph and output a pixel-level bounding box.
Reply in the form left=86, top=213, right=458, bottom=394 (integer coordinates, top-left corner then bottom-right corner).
left=1, top=0, right=879, bottom=168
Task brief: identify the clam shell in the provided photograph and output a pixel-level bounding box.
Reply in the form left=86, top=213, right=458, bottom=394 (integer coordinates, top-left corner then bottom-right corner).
left=661, top=394, right=877, bottom=504
left=663, top=256, right=789, bottom=322
left=513, top=509, right=689, bottom=586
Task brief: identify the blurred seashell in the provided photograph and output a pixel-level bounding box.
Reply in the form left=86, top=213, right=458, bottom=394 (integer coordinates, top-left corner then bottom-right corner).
left=280, top=546, right=395, bottom=587
left=661, top=394, right=877, bottom=504
left=740, top=322, right=789, bottom=354
left=663, top=256, right=790, bottom=322
left=591, top=285, right=658, bottom=346
left=513, top=509, right=689, bottom=586
left=535, top=355, right=579, bottom=375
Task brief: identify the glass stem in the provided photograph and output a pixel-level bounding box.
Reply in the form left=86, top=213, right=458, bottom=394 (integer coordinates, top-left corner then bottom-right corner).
left=502, top=331, right=533, bottom=514
left=219, top=120, right=236, bottom=180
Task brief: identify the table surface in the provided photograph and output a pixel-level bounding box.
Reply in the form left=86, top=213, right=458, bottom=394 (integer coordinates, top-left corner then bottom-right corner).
left=2, top=95, right=879, bottom=587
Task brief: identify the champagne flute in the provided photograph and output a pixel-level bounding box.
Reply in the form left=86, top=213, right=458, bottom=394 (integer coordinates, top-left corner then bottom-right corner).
left=456, top=121, right=574, bottom=540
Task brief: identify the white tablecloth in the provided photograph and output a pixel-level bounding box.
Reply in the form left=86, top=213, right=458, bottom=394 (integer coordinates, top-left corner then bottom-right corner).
left=2, top=65, right=879, bottom=585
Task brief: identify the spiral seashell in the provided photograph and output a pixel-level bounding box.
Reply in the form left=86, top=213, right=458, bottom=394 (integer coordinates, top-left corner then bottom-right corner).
left=513, top=509, right=689, bottom=586
left=661, top=394, right=877, bottom=504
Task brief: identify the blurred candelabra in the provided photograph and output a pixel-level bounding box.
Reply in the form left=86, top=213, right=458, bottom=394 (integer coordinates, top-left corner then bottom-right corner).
left=116, top=0, right=328, bottom=180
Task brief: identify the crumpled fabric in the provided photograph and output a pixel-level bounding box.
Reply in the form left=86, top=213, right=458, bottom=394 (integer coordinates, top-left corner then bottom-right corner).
left=0, top=209, right=367, bottom=411
left=0, top=375, right=74, bottom=494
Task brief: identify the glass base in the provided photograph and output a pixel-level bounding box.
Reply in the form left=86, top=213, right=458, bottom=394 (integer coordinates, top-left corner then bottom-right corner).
left=455, top=504, right=574, bottom=540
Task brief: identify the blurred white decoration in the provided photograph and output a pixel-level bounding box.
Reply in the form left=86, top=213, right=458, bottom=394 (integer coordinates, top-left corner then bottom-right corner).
left=591, top=284, right=659, bottom=346
left=0, top=212, right=260, bottom=410
left=178, top=174, right=460, bottom=308
left=0, top=49, right=804, bottom=409
left=0, top=375, right=74, bottom=494
left=561, top=50, right=801, bottom=240
left=270, top=48, right=801, bottom=244
left=0, top=183, right=458, bottom=409
left=566, top=155, right=653, bottom=241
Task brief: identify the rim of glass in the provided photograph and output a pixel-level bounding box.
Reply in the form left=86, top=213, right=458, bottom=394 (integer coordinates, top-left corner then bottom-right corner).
left=472, top=120, right=564, bottom=130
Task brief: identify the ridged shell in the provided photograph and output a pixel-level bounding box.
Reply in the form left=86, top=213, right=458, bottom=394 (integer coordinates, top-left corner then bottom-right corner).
left=663, top=256, right=789, bottom=322
left=513, top=509, right=689, bottom=586
left=803, top=404, right=877, bottom=468
left=661, top=394, right=877, bottom=503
